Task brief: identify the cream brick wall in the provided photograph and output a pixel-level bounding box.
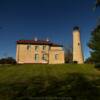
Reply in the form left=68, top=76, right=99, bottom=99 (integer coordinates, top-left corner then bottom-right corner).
left=16, top=44, right=49, bottom=64
left=16, top=44, right=65, bottom=64
left=49, top=47, right=65, bottom=64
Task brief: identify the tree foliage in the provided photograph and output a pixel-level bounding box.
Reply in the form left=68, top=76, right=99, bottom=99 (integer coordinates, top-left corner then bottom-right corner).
left=0, top=57, right=16, bottom=64
left=88, top=25, right=100, bottom=63
left=96, top=0, right=100, bottom=7
left=65, top=48, right=73, bottom=63
left=85, top=57, right=94, bottom=64
left=93, top=0, right=100, bottom=11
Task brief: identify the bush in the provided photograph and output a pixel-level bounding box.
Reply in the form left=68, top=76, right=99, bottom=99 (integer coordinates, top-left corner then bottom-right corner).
left=72, top=61, right=78, bottom=64
left=95, top=63, right=100, bottom=69
left=0, top=57, right=16, bottom=64
left=85, top=57, right=94, bottom=64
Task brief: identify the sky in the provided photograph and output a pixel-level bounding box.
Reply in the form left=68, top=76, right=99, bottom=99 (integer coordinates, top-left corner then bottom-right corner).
left=0, top=0, right=100, bottom=60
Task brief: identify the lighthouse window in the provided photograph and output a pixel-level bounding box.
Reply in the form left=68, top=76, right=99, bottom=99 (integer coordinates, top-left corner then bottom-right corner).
left=78, top=43, right=80, bottom=46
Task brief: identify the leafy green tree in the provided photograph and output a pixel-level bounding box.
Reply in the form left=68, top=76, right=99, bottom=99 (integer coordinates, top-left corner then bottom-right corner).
left=88, top=25, right=100, bottom=63
left=93, top=0, right=100, bottom=11
left=0, top=57, right=16, bottom=64
left=65, top=48, right=73, bottom=63
left=85, top=57, right=94, bottom=64
left=96, top=0, right=100, bottom=7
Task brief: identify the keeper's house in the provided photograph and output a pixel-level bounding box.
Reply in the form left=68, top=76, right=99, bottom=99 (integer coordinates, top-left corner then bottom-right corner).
left=16, top=39, right=65, bottom=64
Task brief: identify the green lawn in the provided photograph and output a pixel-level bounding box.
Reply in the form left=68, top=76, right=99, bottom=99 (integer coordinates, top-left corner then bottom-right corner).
left=0, top=64, right=100, bottom=100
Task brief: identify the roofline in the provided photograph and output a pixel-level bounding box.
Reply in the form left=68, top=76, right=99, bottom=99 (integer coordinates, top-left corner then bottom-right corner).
left=51, top=45, right=63, bottom=47
left=16, top=40, right=63, bottom=47
left=17, top=43, right=63, bottom=47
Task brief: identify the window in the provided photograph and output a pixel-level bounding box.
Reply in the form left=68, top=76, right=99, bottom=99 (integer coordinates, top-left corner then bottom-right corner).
left=55, top=54, right=58, bottom=60
left=78, top=43, right=80, bottom=46
left=42, top=54, right=47, bottom=61
left=34, top=54, right=39, bottom=61
left=35, top=45, right=38, bottom=51
left=43, top=45, right=46, bottom=50
left=27, top=45, right=31, bottom=50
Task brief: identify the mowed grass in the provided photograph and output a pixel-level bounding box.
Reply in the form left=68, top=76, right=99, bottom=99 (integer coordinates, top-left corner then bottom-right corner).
left=0, top=64, right=99, bottom=83
left=0, top=64, right=100, bottom=100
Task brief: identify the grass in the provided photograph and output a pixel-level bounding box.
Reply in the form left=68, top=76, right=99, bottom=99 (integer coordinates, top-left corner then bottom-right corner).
left=0, top=64, right=100, bottom=100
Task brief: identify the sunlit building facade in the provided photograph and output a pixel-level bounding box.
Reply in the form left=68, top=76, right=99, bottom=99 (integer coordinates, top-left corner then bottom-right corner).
left=16, top=39, right=65, bottom=64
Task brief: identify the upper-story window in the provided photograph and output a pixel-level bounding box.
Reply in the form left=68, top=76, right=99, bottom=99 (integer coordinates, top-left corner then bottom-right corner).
left=35, top=45, right=38, bottom=51
left=27, top=45, right=31, bottom=50
left=43, top=45, right=46, bottom=50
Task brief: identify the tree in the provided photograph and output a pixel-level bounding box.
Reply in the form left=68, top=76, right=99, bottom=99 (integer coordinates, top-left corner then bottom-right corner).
left=93, top=0, right=100, bottom=11
left=65, top=48, right=73, bottom=63
left=0, top=57, right=16, bottom=64
left=96, top=0, right=100, bottom=7
left=88, top=25, right=100, bottom=63
left=85, top=57, right=94, bottom=64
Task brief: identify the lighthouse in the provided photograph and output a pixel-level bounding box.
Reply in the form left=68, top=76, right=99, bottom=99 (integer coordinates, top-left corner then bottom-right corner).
left=73, top=26, right=84, bottom=64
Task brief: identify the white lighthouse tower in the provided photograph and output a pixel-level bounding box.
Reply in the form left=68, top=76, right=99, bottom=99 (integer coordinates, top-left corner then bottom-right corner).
left=73, top=26, right=84, bottom=64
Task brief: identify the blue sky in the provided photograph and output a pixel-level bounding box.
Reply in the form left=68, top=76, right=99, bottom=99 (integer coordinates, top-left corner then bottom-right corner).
left=0, top=0, right=100, bottom=59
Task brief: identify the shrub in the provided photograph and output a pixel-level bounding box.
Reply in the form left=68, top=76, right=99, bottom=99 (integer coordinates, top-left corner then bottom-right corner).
left=95, top=63, right=100, bottom=70
left=85, top=57, right=94, bottom=64
left=0, top=57, right=16, bottom=64
left=73, top=61, right=78, bottom=64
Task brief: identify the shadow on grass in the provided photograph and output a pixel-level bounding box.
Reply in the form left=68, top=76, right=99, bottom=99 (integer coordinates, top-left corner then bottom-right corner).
left=0, top=73, right=100, bottom=100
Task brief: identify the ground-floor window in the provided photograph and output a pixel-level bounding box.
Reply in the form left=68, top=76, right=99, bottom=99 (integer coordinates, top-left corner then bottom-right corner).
left=55, top=54, right=58, bottom=60
left=42, top=54, right=47, bottom=61
left=34, top=54, right=39, bottom=61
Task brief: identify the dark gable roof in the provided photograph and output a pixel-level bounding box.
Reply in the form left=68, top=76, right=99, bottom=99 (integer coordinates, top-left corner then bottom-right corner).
left=16, top=40, right=63, bottom=47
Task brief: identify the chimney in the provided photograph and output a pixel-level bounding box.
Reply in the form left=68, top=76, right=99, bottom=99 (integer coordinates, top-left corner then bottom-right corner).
left=46, top=38, right=49, bottom=42
left=34, top=37, right=38, bottom=41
